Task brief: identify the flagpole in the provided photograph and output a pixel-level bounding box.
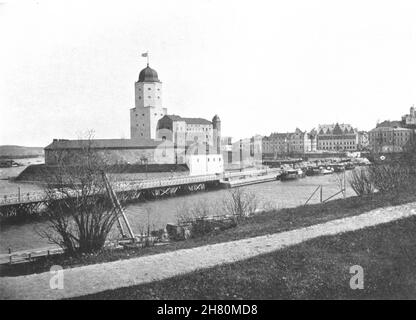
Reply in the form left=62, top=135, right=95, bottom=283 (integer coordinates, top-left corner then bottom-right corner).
left=147, top=51, right=149, bottom=66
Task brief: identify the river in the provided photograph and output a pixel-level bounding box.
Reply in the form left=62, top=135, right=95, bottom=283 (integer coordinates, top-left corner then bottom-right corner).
left=0, top=165, right=355, bottom=253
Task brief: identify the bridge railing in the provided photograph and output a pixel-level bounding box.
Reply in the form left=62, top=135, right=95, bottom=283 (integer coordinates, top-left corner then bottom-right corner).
left=1, top=191, right=46, bottom=205
left=0, top=174, right=222, bottom=205
left=0, top=169, right=280, bottom=206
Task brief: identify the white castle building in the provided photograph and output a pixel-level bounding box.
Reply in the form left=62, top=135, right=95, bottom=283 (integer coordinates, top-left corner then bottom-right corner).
left=45, top=63, right=222, bottom=172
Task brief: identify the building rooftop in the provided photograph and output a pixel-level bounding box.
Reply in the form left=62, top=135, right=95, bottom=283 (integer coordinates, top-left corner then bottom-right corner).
left=317, top=123, right=356, bottom=135
left=376, top=120, right=403, bottom=128
left=45, top=138, right=165, bottom=150
left=138, top=65, right=160, bottom=83
left=164, top=114, right=212, bottom=125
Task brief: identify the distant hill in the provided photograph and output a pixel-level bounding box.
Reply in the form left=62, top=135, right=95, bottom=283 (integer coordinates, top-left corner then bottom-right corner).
left=0, top=145, right=44, bottom=159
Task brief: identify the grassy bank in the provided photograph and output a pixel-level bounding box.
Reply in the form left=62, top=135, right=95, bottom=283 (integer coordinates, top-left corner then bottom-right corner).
left=79, top=215, right=416, bottom=300
left=2, top=187, right=416, bottom=277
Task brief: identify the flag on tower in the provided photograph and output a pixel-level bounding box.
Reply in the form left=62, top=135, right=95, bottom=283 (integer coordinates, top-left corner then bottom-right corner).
left=141, top=52, right=148, bottom=57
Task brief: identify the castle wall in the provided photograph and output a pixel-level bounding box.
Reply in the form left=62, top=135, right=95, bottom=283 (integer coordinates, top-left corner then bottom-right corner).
left=45, top=147, right=176, bottom=166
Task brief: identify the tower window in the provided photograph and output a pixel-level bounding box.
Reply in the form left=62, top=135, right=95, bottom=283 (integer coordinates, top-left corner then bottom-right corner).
left=148, top=88, right=151, bottom=90
left=139, top=96, right=141, bottom=99
left=148, top=96, right=151, bottom=99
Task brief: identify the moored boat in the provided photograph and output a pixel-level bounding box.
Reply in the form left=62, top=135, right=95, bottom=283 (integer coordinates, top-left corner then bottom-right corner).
left=305, top=167, right=321, bottom=176
left=280, top=169, right=300, bottom=181
left=345, top=163, right=356, bottom=170
left=332, top=164, right=345, bottom=172
left=320, top=166, right=334, bottom=175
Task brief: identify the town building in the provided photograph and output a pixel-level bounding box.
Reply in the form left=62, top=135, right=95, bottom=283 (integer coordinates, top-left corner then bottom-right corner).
left=316, top=123, right=358, bottom=151
left=220, top=136, right=233, bottom=165
left=261, top=129, right=317, bottom=157
left=357, top=131, right=369, bottom=151
left=368, top=106, right=416, bottom=153
left=369, top=122, right=414, bottom=153
left=262, top=133, right=289, bottom=155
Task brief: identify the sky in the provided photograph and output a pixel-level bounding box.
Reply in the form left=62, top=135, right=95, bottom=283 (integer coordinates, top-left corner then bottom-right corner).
left=1, top=0, right=416, bottom=147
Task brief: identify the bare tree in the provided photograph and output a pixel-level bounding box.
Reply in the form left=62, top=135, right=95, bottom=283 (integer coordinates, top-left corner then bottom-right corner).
left=223, top=188, right=258, bottom=218
left=349, top=167, right=374, bottom=196
left=39, top=133, right=121, bottom=254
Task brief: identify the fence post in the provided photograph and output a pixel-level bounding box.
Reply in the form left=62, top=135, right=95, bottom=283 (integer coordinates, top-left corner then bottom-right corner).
left=320, top=185, right=323, bottom=203
left=8, top=248, right=12, bottom=265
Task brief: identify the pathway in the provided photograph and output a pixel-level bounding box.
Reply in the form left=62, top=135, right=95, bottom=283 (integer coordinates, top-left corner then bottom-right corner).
left=1, top=202, right=416, bottom=299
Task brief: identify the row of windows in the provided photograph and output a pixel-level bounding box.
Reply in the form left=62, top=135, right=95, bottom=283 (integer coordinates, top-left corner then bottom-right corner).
left=319, top=141, right=356, bottom=145
left=138, top=87, right=161, bottom=91
left=320, top=146, right=356, bottom=150
left=135, top=113, right=164, bottom=117
left=196, top=157, right=222, bottom=163
left=370, top=132, right=411, bottom=137
left=138, top=96, right=161, bottom=99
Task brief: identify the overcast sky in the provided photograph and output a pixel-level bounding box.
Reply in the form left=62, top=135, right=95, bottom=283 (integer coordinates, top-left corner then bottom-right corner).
left=1, top=0, right=416, bottom=147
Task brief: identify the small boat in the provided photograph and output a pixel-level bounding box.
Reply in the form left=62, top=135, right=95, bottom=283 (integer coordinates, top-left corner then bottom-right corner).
left=345, top=163, right=356, bottom=170
left=280, top=169, right=299, bottom=181
left=320, top=166, right=334, bottom=175
left=297, top=169, right=306, bottom=178
left=305, top=167, right=321, bottom=176
left=332, top=164, right=345, bottom=172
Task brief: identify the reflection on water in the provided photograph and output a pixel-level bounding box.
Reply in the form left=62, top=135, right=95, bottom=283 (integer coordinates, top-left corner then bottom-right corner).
left=0, top=172, right=355, bottom=253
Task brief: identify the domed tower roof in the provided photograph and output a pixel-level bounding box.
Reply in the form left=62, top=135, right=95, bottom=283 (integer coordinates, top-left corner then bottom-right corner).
left=212, top=114, right=220, bottom=122
left=138, top=65, right=160, bottom=82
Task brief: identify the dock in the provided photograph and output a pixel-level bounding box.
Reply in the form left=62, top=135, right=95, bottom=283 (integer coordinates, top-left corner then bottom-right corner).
left=220, top=173, right=279, bottom=188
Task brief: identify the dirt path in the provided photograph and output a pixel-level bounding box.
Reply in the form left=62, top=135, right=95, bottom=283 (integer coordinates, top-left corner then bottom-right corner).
left=1, top=202, right=416, bottom=300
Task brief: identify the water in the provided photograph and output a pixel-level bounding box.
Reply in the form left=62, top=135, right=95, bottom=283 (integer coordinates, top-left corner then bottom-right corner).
left=0, top=171, right=355, bottom=253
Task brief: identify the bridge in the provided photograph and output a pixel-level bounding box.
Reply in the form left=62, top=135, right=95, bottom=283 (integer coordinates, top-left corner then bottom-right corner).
left=0, top=169, right=280, bottom=218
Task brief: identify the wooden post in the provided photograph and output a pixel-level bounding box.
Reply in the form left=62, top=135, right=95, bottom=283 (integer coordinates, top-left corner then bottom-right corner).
left=8, top=248, right=11, bottom=265
left=320, top=185, right=323, bottom=203
left=343, top=170, right=347, bottom=199
left=102, top=172, right=135, bottom=240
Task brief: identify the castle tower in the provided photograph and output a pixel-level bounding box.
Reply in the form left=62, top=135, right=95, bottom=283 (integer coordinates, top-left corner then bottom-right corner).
left=212, top=114, right=221, bottom=154
left=130, top=64, right=167, bottom=140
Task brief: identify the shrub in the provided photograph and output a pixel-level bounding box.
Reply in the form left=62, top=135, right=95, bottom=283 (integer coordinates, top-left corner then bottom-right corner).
left=349, top=168, right=374, bottom=196
left=223, top=188, right=258, bottom=218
